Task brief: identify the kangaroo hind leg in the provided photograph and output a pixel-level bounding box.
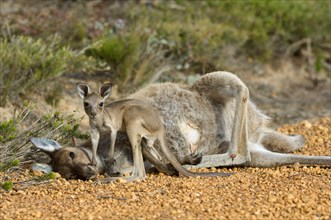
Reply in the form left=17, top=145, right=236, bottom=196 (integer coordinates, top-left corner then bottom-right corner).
left=261, top=130, right=305, bottom=153
left=126, top=124, right=147, bottom=181
left=190, top=71, right=251, bottom=167
left=249, top=143, right=331, bottom=167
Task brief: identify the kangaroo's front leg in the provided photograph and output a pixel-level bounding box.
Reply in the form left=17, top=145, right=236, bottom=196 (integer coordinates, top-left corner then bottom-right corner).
left=99, top=128, right=121, bottom=177
left=90, top=129, right=100, bottom=167
left=104, top=129, right=119, bottom=175
left=189, top=72, right=251, bottom=168
left=108, top=129, right=117, bottom=162
left=98, top=130, right=147, bottom=183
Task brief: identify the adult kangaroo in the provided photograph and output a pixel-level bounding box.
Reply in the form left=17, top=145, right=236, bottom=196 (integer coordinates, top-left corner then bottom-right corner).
left=75, top=82, right=231, bottom=182
left=31, top=71, right=331, bottom=181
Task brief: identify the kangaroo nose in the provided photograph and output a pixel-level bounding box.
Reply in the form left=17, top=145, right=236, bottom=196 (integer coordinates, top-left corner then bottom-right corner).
left=90, top=112, right=96, bottom=117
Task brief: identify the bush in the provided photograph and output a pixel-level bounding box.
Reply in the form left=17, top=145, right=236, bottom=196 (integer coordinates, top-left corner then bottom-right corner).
left=126, top=1, right=330, bottom=71
left=85, top=24, right=171, bottom=89
left=1, top=1, right=328, bottom=84
left=0, top=35, right=92, bottom=107
left=0, top=102, right=88, bottom=167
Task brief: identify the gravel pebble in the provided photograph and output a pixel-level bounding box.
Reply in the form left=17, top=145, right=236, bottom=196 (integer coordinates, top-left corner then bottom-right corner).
left=1, top=117, right=331, bottom=219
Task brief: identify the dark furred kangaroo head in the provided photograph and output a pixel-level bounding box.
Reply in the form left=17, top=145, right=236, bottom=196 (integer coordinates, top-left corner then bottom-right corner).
left=76, top=82, right=112, bottom=119
left=30, top=138, right=98, bottom=180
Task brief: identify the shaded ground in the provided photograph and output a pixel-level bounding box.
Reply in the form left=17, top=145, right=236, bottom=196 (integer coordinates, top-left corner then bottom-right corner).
left=1, top=117, right=330, bottom=220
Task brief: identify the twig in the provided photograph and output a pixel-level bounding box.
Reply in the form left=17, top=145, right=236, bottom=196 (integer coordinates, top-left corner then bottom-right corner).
left=285, top=38, right=309, bottom=57
left=14, top=179, right=52, bottom=190
left=147, top=65, right=172, bottom=85
left=285, top=38, right=318, bottom=86
left=97, top=195, right=128, bottom=200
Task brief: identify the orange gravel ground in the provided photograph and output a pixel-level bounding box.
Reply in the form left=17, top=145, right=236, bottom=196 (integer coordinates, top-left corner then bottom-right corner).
left=1, top=117, right=330, bottom=220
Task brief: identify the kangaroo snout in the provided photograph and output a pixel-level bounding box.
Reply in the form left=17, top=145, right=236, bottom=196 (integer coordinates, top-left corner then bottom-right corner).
left=89, top=111, right=97, bottom=118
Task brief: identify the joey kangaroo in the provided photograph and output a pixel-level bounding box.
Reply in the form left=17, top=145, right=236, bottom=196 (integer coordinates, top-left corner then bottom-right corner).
left=76, top=82, right=232, bottom=181
left=31, top=71, right=330, bottom=181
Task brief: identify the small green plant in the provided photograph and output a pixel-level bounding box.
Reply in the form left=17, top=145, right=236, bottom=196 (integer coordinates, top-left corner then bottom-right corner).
left=85, top=35, right=127, bottom=70
left=0, top=159, right=19, bottom=171
left=44, top=84, right=63, bottom=107
left=0, top=119, right=16, bottom=143
left=0, top=35, right=92, bottom=107
left=37, top=172, right=57, bottom=181
left=1, top=181, right=14, bottom=191
left=0, top=101, right=34, bottom=144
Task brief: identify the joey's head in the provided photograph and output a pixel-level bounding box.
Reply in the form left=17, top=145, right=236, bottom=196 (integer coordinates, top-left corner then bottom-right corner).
left=76, top=82, right=112, bottom=119
left=30, top=138, right=98, bottom=180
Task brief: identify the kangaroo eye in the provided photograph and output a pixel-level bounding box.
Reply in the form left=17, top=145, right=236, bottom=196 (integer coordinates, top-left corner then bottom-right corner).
left=99, top=102, right=104, bottom=107
left=69, top=152, right=75, bottom=159
left=84, top=102, right=89, bottom=107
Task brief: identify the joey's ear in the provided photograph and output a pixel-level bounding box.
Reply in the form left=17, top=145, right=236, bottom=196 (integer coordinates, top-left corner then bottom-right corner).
left=30, top=138, right=62, bottom=156
left=99, top=83, right=112, bottom=99
left=76, top=82, right=91, bottom=99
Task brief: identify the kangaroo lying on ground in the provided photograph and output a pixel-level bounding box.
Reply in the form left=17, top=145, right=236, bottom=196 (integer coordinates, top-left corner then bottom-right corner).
left=75, top=82, right=231, bottom=181
left=30, top=71, right=331, bottom=180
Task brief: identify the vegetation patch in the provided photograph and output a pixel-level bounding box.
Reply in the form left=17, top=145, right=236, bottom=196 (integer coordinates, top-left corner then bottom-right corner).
left=1, top=1, right=328, bottom=90
left=0, top=35, right=92, bottom=107
left=1, top=181, right=13, bottom=191
left=0, top=102, right=88, bottom=168
left=85, top=23, right=170, bottom=89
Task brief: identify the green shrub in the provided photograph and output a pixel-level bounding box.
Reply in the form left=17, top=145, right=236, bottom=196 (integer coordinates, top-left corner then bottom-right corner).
left=85, top=25, right=170, bottom=89
left=0, top=159, right=19, bottom=172
left=0, top=35, right=92, bottom=107
left=0, top=101, right=32, bottom=143
left=1, top=1, right=329, bottom=91
left=0, top=119, right=16, bottom=143
left=1, top=181, right=13, bottom=191
left=0, top=103, right=88, bottom=166
left=37, top=172, right=57, bottom=181
left=44, top=84, right=63, bottom=107
left=126, top=1, right=329, bottom=71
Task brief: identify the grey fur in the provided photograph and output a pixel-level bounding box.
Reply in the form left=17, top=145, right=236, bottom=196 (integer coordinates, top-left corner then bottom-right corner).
left=31, top=71, right=330, bottom=181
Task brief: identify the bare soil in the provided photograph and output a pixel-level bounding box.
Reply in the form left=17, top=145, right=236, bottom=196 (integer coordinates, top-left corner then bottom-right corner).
left=1, top=117, right=330, bottom=220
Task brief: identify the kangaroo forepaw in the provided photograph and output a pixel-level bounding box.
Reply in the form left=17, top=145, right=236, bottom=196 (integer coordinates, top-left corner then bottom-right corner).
left=105, top=171, right=121, bottom=177
left=104, top=159, right=121, bottom=176
left=86, top=164, right=98, bottom=180
left=190, top=153, right=203, bottom=165
left=181, top=153, right=203, bottom=165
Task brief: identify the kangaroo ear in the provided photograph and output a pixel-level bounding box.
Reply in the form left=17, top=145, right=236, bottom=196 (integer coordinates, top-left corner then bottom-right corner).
left=30, top=138, right=62, bottom=156
left=31, top=163, right=53, bottom=174
left=76, top=82, right=90, bottom=98
left=99, top=83, right=112, bottom=99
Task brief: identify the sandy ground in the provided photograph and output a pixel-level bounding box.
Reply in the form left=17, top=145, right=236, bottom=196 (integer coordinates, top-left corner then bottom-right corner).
left=1, top=117, right=330, bottom=220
